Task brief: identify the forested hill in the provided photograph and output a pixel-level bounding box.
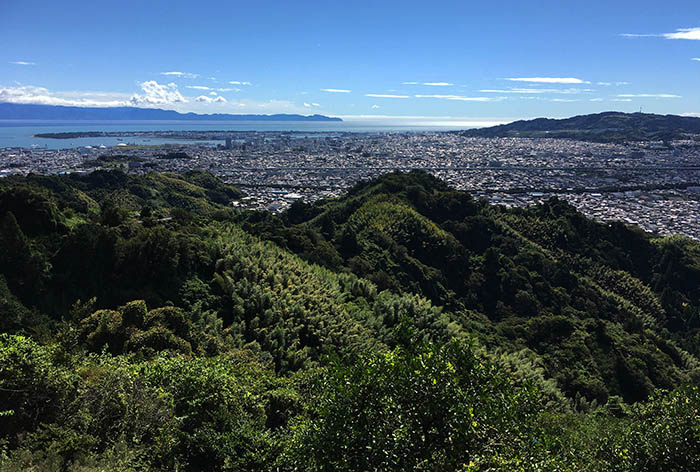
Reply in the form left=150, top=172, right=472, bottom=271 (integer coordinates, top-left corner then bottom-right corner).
left=245, top=171, right=700, bottom=401
left=460, top=111, right=700, bottom=142
left=1, top=169, right=700, bottom=471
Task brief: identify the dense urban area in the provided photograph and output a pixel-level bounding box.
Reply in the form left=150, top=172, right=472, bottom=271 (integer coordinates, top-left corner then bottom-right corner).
left=2, top=130, right=700, bottom=239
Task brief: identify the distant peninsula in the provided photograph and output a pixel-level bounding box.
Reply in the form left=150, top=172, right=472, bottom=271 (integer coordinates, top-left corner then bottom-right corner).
left=0, top=102, right=342, bottom=122
left=459, top=111, right=700, bottom=143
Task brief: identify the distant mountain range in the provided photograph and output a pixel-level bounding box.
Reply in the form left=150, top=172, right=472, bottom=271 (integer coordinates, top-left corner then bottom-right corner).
left=0, top=102, right=342, bottom=122
left=459, top=111, right=700, bottom=142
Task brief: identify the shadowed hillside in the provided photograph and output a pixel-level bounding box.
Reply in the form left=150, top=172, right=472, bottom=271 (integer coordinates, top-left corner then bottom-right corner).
left=1, top=169, right=699, bottom=471
left=459, top=111, right=700, bottom=142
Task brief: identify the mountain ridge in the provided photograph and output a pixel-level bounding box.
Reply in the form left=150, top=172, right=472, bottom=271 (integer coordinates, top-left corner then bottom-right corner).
left=459, top=111, right=700, bottom=142
left=0, top=102, right=342, bottom=122
left=1, top=169, right=699, bottom=470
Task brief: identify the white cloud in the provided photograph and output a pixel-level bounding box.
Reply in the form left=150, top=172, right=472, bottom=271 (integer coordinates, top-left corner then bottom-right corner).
left=693, top=58, right=700, bottom=61
left=209, top=91, right=217, bottom=96
left=616, top=93, right=681, bottom=98
left=663, top=27, right=700, bottom=40
left=621, top=27, right=700, bottom=40
left=507, top=77, right=586, bottom=84
left=303, top=102, right=321, bottom=108
left=130, top=81, right=187, bottom=106
left=371, top=104, right=380, bottom=109
left=402, top=81, right=419, bottom=85
left=0, top=85, right=131, bottom=107
left=9, top=61, right=35, bottom=65
left=590, top=98, right=604, bottom=102
left=480, top=88, right=591, bottom=94
left=321, top=88, right=351, bottom=93
left=551, top=98, right=581, bottom=102
left=415, top=94, right=497, bottom=102
left=611, top=98, right=633, bottom=102
left=186, top=85, right=211, bottom=90
left=194, top=95, right=227, bottom=103
left=228, top=80, right=251, bottom=85
left=620, top=33, right=659, bottom=38
left=216, top=87, right=238, bottom=92
left=615, top=82, right=629, bottom=86
left=365, top=93, right=410, bottom=98
left=160, top=71, right=199, bottom=79
left=0, top=83, right=322, bottom=114
left=423, top=82, right=453, bottom=86
left=597, top=82, right=612, bottom=86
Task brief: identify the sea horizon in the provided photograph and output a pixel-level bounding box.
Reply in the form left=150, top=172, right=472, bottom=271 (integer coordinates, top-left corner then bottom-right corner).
left=0, top=118, right=511, bottom=150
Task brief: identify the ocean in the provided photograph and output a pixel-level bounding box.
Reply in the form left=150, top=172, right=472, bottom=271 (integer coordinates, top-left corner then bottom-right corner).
left=0, top=119, right=497, bottom=150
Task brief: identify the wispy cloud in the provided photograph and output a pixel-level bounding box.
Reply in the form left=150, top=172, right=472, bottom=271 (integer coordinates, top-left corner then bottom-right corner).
left=402, top=81, right=454, bottom=86
left=371, top=104, right=380, bottom=109
left=663, top=27, right=700, bottom=40
left=693, top=58, right=700, bottom=61
left=506, top=77, right=586, bottom=84
left=160, top=71, right=199, bottom=79
left=611, top=98, right=633, bottom=102
left=480, top=88, right=592, bottom=94
left=616, top=93, right=681, bottom=98
left=621, top=27, right=700, bottom=40
left=216, top=87, right=238, bottom=92
left=365, top=93, right=409, bottom=98
left=194, top=95, right=227, bottom=103
left=186, top=85, right=211, bottom=90
left=303, top=102, right=321, bottom=108
left=620, top=33, right=659, bottom=38
left=321, top=88, right=351, bottom=93
left=229, top=80, right=252, bottom=85
left=9, top=61, right=35, bottom=66
left=590, top=98, right=604, bottom=102
left=594, top=81, right=628, bottom=87
left=340, top=114, right=511, bottom=127
left=551, top=98, right=582, bottom=102
left=415, top=94, right=497, bottom=102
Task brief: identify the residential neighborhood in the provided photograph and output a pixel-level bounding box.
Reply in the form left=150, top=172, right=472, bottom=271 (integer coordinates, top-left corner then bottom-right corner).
left=2, top=131, right=699, bottom=239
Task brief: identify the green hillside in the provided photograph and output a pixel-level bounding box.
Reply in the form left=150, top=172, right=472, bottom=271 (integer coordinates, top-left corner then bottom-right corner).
left=460, top=111, right=700, bottom=142
left=1, top=170, right=699, bottom=471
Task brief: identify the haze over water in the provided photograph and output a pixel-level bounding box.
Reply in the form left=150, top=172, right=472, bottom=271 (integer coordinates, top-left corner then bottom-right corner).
left=0, top=119, right=508, bottom=150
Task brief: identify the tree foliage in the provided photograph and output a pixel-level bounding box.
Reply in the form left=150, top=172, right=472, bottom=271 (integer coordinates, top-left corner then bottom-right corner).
left=1, top=169, right=699, bottom=470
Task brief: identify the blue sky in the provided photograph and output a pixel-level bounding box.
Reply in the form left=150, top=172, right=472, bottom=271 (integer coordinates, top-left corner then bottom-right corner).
left=1, top=0, right=699, bottom=123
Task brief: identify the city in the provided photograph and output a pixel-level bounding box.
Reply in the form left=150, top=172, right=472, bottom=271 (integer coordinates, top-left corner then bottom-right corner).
left=2, top=130, right=699, bottom=239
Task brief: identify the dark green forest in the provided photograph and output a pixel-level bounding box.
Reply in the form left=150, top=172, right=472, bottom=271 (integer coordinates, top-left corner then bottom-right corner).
left=1, top=169, right=699, bottom=471
left=459, top=111, right=700, bottom=142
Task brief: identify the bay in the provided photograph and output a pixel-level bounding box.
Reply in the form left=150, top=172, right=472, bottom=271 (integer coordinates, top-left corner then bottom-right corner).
left=0, top=119, right=489, bottom=150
